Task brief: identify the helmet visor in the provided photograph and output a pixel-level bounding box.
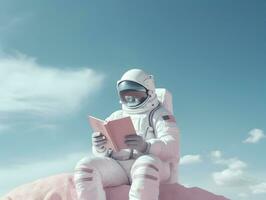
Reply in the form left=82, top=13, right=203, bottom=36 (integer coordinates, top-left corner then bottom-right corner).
left=118, top=81, right=148, bottom=108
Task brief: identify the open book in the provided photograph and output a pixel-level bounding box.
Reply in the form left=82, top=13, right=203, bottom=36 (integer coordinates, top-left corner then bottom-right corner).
left=88, top=116, right=136, bottom=152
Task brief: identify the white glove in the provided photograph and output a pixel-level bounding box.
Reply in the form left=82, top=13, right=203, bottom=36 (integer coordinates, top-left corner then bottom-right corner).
left=124, top=134, right=149, bottom=153
left=92, top=132, right=107, bottom=151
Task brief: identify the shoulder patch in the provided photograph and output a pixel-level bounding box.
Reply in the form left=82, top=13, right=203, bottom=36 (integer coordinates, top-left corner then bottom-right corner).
left=162, top=115, right=176, bottom=123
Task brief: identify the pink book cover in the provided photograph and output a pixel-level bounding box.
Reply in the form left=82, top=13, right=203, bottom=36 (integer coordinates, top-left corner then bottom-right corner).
left=88, top=116, right=136, bottom=152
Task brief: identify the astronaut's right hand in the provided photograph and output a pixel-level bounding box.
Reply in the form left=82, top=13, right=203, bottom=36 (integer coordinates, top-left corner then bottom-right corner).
left=92, top=132, right=107, bottom=149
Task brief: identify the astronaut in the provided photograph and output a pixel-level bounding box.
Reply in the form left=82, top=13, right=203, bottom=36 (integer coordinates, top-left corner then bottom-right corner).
left=74, top=69, right=179, bottom=200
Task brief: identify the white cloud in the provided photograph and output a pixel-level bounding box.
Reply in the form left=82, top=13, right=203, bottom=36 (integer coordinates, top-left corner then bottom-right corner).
left=211, top=150, right=247, bottom=170
left=210, top=150, right=222, bottom=159
left=250, top=182, right=266, bottom=194
left=0, top=53, right=104, bottom=117
left=211, top=150, right=251, bottom=187
left=210, top=150, right=266, bottom=199
left=212, top=165, right=249, bottom=187
left=0, top=151, right=92, bottom=196
left=180, top=154, right=202, bottom=165
left=243, top=129, right=265, bottom=144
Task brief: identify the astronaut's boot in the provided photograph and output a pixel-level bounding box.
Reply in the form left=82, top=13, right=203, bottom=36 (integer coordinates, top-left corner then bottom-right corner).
left=129, top=155, right=161, bottom=200
left=74, top=158, right=106, bottom=200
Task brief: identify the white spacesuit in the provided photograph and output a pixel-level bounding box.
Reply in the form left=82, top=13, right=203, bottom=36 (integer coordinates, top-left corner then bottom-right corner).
left=74, top=69, right=179, bottom=200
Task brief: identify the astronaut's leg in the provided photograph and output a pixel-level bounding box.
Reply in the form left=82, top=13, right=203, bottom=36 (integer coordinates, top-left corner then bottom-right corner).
left=129, top=155, right=170, bottom=200
left=74, top=156, right=129, bottom=200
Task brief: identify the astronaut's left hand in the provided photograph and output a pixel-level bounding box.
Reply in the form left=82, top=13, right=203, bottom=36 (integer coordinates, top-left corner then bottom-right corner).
left=124, top=134, right=148, bottom=153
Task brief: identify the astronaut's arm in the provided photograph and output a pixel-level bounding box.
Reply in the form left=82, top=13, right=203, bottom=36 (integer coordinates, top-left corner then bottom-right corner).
left=146, top=116, right=179, bottom=161
left=92, top=144, right=113, bottom=157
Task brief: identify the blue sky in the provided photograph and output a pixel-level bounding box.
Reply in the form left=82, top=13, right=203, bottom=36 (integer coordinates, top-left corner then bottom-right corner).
left=0, top=0, right=266, bottom=199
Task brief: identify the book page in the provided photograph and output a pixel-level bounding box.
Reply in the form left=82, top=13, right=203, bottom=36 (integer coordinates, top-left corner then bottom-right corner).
left=106, top=116, right=136, bottom=151
left=88, top=116, right=116, bottom=150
